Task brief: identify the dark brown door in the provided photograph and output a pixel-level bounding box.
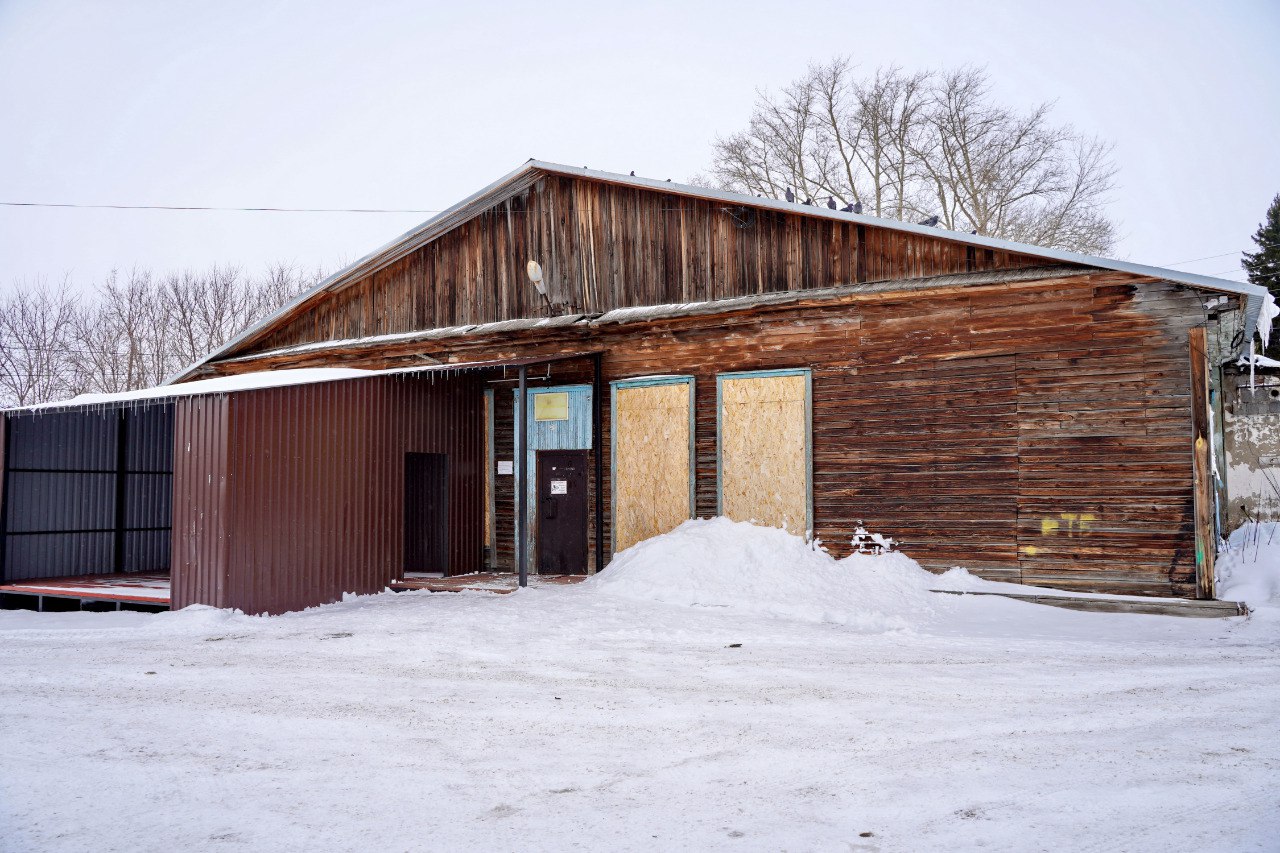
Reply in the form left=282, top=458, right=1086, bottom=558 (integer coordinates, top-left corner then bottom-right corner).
left=536, top=449, right=588, bottom=575
left=405, top=453, right=449, bottom=573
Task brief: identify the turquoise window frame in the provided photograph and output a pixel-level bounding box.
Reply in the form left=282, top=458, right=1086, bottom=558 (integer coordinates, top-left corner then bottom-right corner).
left=609, top=375, right=697, bottom=553
left=714, top=368, right=814, bottom=535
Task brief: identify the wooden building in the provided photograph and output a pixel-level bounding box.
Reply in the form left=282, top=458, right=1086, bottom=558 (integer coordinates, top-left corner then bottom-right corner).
left=1, top=162, right=1270, bottom=613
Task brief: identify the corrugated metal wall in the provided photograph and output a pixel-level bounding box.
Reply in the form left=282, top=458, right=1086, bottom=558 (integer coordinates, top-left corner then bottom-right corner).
left=1, top=404, right=173, bottom=581
left=171, top=373, right=483, bottom=614
left=171, top=395, right=231, bottom=608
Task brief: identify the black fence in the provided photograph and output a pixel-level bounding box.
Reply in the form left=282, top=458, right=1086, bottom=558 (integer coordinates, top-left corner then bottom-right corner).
left=1, top=403, right=174, bottom=581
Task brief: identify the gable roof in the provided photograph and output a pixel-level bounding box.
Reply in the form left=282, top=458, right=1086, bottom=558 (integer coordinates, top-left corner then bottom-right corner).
left=168, top=160, right=1269, bottom=383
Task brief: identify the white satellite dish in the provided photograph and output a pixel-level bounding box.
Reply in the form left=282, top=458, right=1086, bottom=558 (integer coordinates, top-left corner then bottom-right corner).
left=526, top=260, right=546, bottom=295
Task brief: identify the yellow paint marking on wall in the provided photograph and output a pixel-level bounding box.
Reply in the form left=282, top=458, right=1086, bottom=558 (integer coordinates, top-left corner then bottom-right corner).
left=614, top=382, right=692, bottom=551
left=720, top=374, right=808, bottom=534
left=1040, top=513, right=1100, bottom=537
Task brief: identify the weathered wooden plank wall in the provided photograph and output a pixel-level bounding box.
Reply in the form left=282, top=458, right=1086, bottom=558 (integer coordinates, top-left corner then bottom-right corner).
left=211, top=272, right=1212, bottom=597
left=236, top=174, right=1047, bottom=357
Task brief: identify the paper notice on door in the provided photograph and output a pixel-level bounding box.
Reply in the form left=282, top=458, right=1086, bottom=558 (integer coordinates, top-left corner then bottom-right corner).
left=497, top=460, right=514, bottom=475
left=550, top=480, right=568, bottom=495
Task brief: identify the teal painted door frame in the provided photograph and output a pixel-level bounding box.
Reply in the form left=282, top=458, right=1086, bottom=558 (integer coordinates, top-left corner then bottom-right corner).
left=513, top=384, right=593, bottom=569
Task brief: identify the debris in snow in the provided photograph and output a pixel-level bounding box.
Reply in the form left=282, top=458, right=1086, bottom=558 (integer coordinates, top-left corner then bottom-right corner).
left=1217, top=522, right=1280, bottom=607
left=587, top=517, right=938, bottom=631
left=851, top=523, right=896, bottom=554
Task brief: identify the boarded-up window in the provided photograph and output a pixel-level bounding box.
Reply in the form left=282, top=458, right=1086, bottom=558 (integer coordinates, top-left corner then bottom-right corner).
left=717, top=370, right=811, bottom=534
left=612, top=377, right=694, bottom=551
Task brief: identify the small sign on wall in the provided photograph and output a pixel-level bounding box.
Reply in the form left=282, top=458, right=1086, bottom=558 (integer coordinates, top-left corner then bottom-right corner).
left=497, top=460, right=514, bottom=475
left=534, top=392, right=570, bottom=421
left=550, top=480, right=568, bottom=495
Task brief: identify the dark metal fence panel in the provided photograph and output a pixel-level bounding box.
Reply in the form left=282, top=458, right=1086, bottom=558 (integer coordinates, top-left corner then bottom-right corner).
left=174, top=373, right=484, bottom=615
left=1, top=404, right=174, bottom=581
left=6, top=410, right=118, bottom=471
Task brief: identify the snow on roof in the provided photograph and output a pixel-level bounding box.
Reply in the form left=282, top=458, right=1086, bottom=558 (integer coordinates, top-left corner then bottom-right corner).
left=8, top=354, right=594, bottom=414
left=8, top=368, right=386, bottom=413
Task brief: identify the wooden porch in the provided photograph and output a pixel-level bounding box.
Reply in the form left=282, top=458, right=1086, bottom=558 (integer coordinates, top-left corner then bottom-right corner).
left=0, top=572, right=172, bottom=608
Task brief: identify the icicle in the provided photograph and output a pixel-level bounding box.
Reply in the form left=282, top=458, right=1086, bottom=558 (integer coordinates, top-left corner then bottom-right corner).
left=1207, top=402, right=1219, bottom=479
left=1258, top=291, right=1279, bottom=353
left=1250, top=339, right=1256, bottom=391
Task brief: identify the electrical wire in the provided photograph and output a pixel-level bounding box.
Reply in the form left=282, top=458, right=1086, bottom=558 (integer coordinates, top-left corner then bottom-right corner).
left=0, top=201, right=441, bottom=214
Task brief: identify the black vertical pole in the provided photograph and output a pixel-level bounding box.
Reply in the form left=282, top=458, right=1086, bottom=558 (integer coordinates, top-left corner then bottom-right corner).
left=592, top=352, right=604, bottom=574
left=0, top=414, right=10, bottom=584
left=517, top=365, right=529, bottom=588
left=113, top=409, right=128, bottom=574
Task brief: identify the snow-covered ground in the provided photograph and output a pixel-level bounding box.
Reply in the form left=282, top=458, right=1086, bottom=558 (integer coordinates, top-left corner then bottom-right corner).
left=2, top=520, right=1278, bottom=852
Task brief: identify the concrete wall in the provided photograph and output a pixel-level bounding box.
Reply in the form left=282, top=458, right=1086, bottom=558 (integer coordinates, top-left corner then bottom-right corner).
left=1224, top=367, right=1280, bottom=530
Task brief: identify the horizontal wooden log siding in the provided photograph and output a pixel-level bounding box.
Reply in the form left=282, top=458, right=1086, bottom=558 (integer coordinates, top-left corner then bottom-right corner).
left=236, top=173, right=1047, bottom=357
left=206, top=272, right=1216, bottom=597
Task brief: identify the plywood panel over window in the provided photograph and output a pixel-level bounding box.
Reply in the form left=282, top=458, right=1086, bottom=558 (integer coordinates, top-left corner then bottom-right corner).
left=717, top=370, right=811, bottom=535
left=612, top=377, right=695, bottom=552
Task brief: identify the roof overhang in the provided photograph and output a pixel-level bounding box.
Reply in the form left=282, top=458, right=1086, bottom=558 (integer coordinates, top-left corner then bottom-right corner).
left=11, top=353, right=597, bottom=415
left=166, top=160, right=1270, bottom=382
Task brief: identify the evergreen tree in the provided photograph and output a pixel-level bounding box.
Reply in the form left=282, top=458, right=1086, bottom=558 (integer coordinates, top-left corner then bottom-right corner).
left=1242, top=193, right=1280, bottom=357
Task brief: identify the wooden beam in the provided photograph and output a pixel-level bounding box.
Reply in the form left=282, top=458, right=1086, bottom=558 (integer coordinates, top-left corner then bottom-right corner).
left=932, top=589, right=1247, bottom=618
left=1188, top=326, right=1216, bottom=599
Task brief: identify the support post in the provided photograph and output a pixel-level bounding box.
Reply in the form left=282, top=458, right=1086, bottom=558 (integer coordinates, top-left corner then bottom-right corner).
left=517, top=364, right=529, bottom=588
left=112, top=409, right=128, bottom=574
left=592, top=351, right=604, bottom=574
left=1189, top=327, right=1216, bottom=599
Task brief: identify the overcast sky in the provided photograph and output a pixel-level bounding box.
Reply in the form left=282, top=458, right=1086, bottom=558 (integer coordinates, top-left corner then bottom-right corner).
left=1, top=0, right=1277, bottom=293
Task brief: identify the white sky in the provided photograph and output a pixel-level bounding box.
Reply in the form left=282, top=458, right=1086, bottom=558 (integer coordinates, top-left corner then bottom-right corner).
left=1, top=0, right=1277, bottom=292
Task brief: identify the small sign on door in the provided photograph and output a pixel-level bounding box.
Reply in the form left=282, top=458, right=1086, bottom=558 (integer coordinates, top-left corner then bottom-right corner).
left=550, top=479, right=568, bottom=495
left=497, top=460, right=514, bottom=475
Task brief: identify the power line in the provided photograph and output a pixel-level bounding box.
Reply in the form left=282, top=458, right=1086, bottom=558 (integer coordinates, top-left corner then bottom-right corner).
left=0, top=201, right=442, bottom=214
left=1161, top=238, right=1280, bottom=268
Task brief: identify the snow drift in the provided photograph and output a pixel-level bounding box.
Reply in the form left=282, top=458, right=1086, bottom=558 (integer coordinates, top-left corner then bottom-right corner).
left=587, top=517, right=941, bottom=631
left=1217, top=521, right=1280, bottom=607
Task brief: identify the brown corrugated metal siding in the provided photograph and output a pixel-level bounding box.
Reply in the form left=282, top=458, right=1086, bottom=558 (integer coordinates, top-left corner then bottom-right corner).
left=172, top=373, right=483, bottom=614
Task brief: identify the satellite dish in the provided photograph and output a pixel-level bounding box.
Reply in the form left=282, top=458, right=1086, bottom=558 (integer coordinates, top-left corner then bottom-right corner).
left=526, top=260, right=546, bottom=295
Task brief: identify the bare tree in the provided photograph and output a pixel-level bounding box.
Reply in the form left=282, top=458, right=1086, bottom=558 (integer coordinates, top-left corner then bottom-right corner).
left=704, top=61, right=1118, bottom=254
left=0, top=262, right=323, bottom=407
left=68, top=269, right=167, bottom=394
left=0, top=278, right=80, bottom=406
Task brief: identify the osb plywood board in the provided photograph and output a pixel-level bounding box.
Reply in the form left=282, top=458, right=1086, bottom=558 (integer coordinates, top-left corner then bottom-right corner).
left=720, top=374, right=808, bottom=533
left=614, top=382, right=692, bottom=551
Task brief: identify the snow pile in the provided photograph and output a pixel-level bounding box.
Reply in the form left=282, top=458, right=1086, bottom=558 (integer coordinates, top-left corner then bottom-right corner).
left=588, top=517, right=938, bottom=631
left=1217, top=522, right=1280, bottom=607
